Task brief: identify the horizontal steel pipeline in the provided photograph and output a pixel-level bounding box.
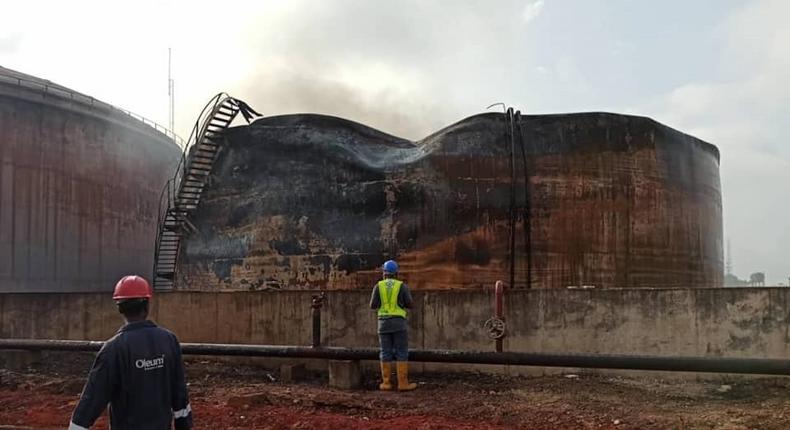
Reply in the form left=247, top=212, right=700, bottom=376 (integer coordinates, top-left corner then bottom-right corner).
left=1, top=339, right=789, bottom=375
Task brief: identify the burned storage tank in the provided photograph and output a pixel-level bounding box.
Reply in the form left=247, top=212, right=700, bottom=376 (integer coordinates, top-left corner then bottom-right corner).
left=178, top=111, right=722, bottom=290
left=0, top=66, right=180, bottom=292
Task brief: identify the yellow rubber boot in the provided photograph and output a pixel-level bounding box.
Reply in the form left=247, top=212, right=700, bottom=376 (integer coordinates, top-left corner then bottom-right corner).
left=379, top=362, right=393, bottom=391
left=396, top=361, right=417, bottom=391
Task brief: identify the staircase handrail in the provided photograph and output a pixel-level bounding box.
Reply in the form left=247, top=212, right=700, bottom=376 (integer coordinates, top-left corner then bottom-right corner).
left=152, top=93, right=260, bottom=288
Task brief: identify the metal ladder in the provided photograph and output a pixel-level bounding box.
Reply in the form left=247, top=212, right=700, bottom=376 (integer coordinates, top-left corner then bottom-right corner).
left=152, top=94, right=259, bottom=290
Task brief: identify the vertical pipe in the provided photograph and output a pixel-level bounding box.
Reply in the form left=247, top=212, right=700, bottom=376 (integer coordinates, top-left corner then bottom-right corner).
left=311, top=306, right=321, bottom=348
left=495, top=280, right=504, bottom=352
left=507, top=108, right=517, bottom=290
left=514, top=111, right=532, bottom=289
left=311, top=293, right=325, bottom=348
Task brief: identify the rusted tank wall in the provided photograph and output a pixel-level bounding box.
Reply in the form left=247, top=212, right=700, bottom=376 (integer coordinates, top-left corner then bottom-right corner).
left=0, top=68, right=180, bottom=292
left=179, top=112, right=722, bottom=290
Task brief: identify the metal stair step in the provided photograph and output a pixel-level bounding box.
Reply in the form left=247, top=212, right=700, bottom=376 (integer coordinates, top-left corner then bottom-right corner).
left=190, top=160, right=213, bottom=165
left=192, top=156, right=216, bottom=164
left=194, top=149, right=218, bottom=157
left=183, top=168, right=210, bottom=174
left=198, top=141, right=221, bottom=149
left=191, top=153, right=215, bottom=160
left=213, top=112, right=234, bottom=120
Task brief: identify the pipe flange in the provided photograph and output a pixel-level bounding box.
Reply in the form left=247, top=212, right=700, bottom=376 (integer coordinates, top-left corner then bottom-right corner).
left=484, top=317, right=506, bottom=339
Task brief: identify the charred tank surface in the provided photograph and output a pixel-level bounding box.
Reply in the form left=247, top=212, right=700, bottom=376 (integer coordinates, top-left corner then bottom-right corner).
left=179, top=112, right=722, bottom=290
left=0, top=66, right=180, bottom=292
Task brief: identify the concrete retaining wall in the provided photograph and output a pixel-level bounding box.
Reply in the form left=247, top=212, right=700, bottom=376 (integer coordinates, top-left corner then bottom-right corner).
left=1, top=288, right=788, bottom=374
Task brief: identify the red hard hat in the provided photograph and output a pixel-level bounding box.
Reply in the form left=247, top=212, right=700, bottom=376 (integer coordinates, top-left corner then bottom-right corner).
left=113, top=275, right=152, bottom=301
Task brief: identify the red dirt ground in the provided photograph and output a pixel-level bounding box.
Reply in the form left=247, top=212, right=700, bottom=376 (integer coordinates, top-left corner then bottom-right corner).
left=2, top=359, right=790, bottom=429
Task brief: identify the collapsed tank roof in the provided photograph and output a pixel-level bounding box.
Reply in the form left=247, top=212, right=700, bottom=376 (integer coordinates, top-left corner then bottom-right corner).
left=246, top=111, right=719, bottom=163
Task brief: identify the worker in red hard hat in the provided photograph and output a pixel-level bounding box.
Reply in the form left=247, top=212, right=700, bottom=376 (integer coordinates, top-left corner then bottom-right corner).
left=69, top=276, right=192, bottom=430
left=370, top=260, right=417, bottom=391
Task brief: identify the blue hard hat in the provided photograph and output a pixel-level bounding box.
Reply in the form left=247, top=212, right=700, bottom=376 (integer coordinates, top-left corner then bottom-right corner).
left=382, top=260, right=399, bottom=274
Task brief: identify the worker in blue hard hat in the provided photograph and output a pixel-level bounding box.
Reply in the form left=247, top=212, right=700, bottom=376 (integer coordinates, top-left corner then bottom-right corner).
left=370, top=259, right=417, bottom=391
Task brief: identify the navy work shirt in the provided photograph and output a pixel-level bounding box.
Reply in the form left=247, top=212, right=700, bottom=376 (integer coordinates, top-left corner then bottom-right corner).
left=69, top=320, right=192, bottom=430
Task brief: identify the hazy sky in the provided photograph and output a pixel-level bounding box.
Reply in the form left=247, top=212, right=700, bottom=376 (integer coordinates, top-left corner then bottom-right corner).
left=1, top=0, right=787, bottom=284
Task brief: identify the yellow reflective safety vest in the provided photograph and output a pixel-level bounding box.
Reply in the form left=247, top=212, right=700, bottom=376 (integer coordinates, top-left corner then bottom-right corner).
left=377, top=279, right=407, bottom=318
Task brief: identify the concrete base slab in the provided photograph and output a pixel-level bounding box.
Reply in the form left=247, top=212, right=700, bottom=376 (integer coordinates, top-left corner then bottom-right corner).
left=0, top=350, right=42, bottom=371
left=280, top=363, right=307, bottom=383
left=328, top=360, right=361, bottom=390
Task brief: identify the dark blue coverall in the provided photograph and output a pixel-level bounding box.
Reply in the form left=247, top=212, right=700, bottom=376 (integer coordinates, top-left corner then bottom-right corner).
left=69, top=320, right=192, bottom=430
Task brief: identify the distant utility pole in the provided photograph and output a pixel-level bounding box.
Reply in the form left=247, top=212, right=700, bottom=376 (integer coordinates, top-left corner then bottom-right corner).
left=168, top=48, right=175, bottom=133
left=725, top=238, right=733, bottom=275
